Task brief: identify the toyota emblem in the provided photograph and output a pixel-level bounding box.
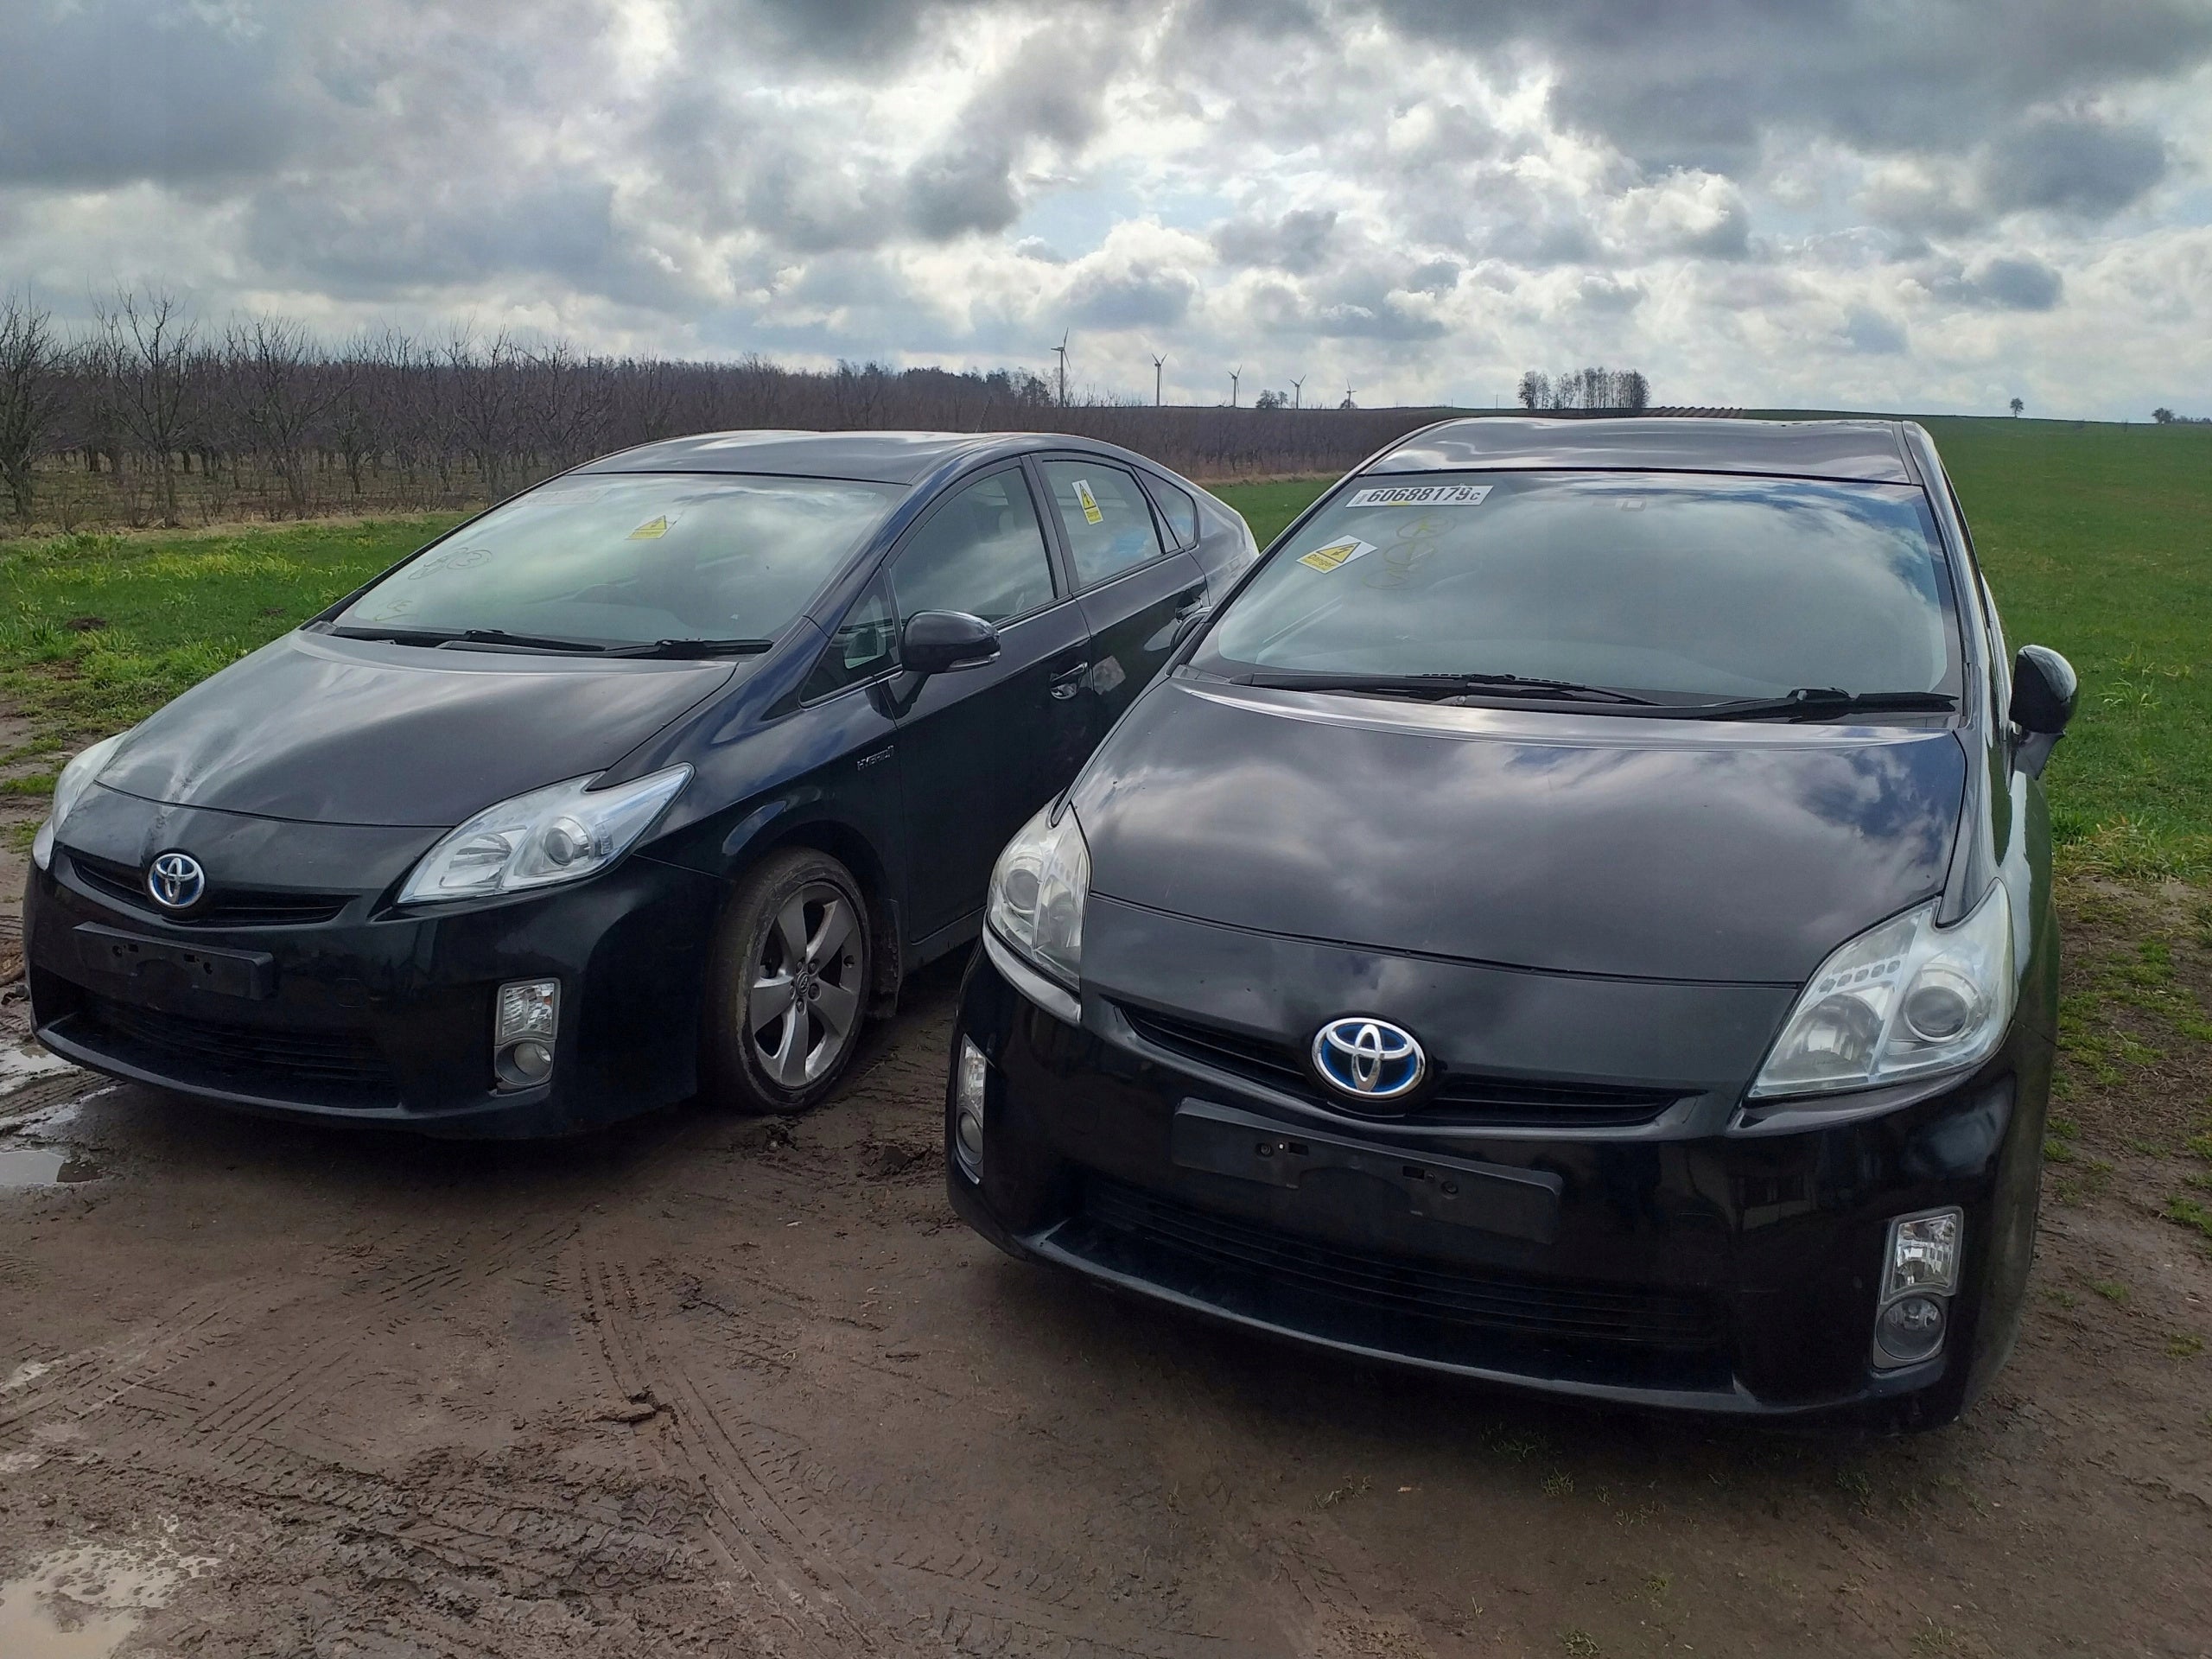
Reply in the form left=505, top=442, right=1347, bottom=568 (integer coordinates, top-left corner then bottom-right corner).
left=1311, top=1016, right=1427, bottom=1103
left=146, top=851, right=207, bottom=911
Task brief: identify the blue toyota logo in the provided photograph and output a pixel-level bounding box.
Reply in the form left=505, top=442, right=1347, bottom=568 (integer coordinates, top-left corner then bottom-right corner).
left=1311, top=1016, right=1426, bottom=1103
left=146, top=851, right=206, bottom=911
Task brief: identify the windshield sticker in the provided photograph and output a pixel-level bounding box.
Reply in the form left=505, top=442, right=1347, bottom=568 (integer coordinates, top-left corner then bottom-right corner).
left=1296, top=536, right=1376, bottom=573
left=1071, top=479, right=1105, bottom=525
left=627, top=513, right=675, bottom=540
left=1346, top=483, right=1491, bottom=508
left=405, top=544, right=493, bottom=580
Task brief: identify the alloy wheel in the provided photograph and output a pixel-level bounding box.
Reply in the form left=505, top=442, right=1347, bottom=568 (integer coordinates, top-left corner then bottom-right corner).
left=747, top=880, right=863, bottom=1090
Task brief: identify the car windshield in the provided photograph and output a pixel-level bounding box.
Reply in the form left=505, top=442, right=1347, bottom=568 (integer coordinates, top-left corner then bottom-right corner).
left=1200, top=471, right=1961, bottom=706
left=334, top=473, right=905, bottom=648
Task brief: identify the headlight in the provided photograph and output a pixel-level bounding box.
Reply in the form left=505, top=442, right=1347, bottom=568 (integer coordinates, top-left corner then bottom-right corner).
left=1750, top=883, right=2014, bottom=1098
left=33, top=730, right=131, bottom=871
left=397, top=765, right=690, bottom=905
left=986, top=800, right=1089, bottom=989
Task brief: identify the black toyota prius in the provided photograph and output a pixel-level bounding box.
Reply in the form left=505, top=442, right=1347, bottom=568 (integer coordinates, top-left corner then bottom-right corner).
left=946, top=416, right=2078, bottom=1427
left=23, top=430, right=1255, bottom=1135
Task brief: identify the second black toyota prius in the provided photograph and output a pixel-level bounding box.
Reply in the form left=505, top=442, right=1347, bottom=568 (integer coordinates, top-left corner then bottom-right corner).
left=23, top=430, right=1254, bottom=1135
left=948, top=416, right=2078, bottom=1427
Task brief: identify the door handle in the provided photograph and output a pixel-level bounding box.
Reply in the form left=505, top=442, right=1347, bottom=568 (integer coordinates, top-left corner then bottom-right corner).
left=1049, top=662, right=1090, bottom=700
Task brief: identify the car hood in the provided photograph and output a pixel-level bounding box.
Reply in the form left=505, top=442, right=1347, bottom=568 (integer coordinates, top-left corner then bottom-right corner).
left=1069, top=677, right=1968, bottom=985
left=97, top=632, right=738, bottom=828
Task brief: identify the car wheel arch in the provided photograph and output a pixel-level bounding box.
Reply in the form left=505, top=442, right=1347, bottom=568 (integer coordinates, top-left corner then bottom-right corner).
left=719, top=809, right=904, bottom=1016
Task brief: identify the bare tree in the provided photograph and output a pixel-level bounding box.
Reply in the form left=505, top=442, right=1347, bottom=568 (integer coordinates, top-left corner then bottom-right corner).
left=98, top=287, right=202, bottom=525
left=226, top=313, right=347, bottom=517
left=6, top=301, right=1689, bottom=531
left=0, top=291, right=67, bottom=520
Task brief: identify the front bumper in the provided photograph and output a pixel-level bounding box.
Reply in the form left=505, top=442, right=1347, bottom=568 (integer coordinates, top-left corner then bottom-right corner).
left=947, top=945, right=2053, bottom=1426
left=25, top=830, right=728, bottom=1138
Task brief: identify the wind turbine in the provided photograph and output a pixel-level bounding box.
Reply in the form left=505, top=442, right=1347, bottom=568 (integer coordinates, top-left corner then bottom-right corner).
left=1291, top=376, right=1305, bottom=410
left=1229, top=365, right=1242, bottom=408
left=1150, top=353, right=1166, bottom=407
left=1052, top=332, right=1070, bottom=407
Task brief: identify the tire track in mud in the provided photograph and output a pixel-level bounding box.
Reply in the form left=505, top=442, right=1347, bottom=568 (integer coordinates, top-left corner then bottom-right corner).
left=2, top=1210, right=583, bottom=1478
left=579, top=1251, right=912, bottom=1656
left=588, top=1249, right=1243, bottom=1659
left=175, top=1214, right=586, bottom=1463
left=0, top=1288, right=248, bottom=1447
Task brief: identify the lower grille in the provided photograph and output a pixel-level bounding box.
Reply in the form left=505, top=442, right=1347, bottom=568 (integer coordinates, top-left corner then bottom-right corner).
left=79, top=995, right=398, bottom=1101
left=1121, top=1006, right=1682, bottom=1127
left=68, top=851, right=351, bottom=928
left=1082, top=1175, right=1723, bottom=1351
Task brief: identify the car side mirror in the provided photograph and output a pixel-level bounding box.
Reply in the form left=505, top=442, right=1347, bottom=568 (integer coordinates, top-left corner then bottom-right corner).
left=902, top=610, right=1001, bottom=677
left=2010, top=644, right=2076, bottom=778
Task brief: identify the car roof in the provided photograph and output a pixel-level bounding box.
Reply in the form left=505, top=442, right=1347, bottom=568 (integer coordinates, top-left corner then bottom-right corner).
left=579, top=429, right=1052, bottom=486
left=1366, top=416, right=1919, bottom=485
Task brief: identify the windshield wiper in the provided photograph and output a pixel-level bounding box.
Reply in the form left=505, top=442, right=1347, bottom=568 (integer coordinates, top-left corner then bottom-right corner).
left=1235, top=670, right=1656, bottom=706
left=605, top=638, right=777, bottom=659
left=327, top=625, right=607, bottom=654
left=1690, top=687, right=1959, bottom=721
left=447, top=628, right=610, bottom=653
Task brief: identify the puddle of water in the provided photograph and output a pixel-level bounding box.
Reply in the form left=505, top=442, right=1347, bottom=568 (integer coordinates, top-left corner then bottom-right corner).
left=0, top=1044, right=77, bottom=1092
left=0, top=1148, right=99, bottom=1187
left=0, top=1540, right=213, bottom=1659
left=0, top=1580, right=140, bottom=1659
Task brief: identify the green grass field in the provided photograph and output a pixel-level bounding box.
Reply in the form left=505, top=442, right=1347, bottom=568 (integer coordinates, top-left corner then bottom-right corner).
left=2, top=421, right=2208, bottom=880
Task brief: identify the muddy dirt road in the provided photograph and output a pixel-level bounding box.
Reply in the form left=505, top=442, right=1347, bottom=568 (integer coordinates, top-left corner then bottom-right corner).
left=1, top=955, right=2208, bottom=1659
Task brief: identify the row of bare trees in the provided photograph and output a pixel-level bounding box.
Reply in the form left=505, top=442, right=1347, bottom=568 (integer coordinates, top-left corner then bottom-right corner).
left=0, top=287, right=1543, bottom=532
left=1516, top=367, right=1652, bottom=412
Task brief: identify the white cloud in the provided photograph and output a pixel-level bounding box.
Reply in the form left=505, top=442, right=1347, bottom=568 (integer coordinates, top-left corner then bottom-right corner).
left=0, top=0, right=2208, bottom=416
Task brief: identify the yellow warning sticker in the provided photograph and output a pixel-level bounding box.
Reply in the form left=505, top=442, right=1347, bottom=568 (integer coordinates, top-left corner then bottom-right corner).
left=627, top=515, right=671, bottom=540
left=1072, top=479, right=1104, bottom=525
left=1296, top=536, right=1376, bottom=572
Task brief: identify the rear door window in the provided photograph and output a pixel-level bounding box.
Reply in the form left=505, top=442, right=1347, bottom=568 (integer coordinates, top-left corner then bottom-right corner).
left=1039, top=461, right=1166, bottom=588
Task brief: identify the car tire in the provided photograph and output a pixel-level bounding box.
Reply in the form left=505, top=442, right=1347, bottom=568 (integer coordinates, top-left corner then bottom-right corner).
left=702, top=848, right=872, bottom=1116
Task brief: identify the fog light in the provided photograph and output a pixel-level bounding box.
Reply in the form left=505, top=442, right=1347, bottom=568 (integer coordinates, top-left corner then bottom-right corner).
left=1884, top=1207, right=1963, bottom=1300
left=493, top=978, right=559, bottom=1090
left=953, top=1038, right=988, bottom=1179
left=1876, top=1294, right=1947, bottom=1364
left=509, top=1039, right=553, bottom=1079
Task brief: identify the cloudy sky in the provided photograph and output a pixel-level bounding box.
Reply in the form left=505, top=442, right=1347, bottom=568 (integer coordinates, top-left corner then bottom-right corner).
left=3, top=0, right=2210, bottom=416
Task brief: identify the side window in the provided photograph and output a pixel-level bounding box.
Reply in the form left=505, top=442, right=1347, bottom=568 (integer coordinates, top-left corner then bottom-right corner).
left=1039, top=461, right=1165, bottom=588
left=1147, top=475, right=1200, bottom=550
left=1982, top=577, right=2010, bottom=724
left=800, top=576, right=897, bottom=702
left=1947, top=479, right=2007, bottom=720
left=892, top=470, right=1056, bottom=625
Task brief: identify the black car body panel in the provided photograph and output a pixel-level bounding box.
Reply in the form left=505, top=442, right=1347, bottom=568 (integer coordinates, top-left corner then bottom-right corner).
left=948, top=416, right=2067, bottom=1427
left=98, top=634, right=739, bottom=825
left=26, top=430, right=1250, bottom=1135
left=1072, top=680, right=1968, bottom=984
left=948, top=947, right=2045, bottom=1414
